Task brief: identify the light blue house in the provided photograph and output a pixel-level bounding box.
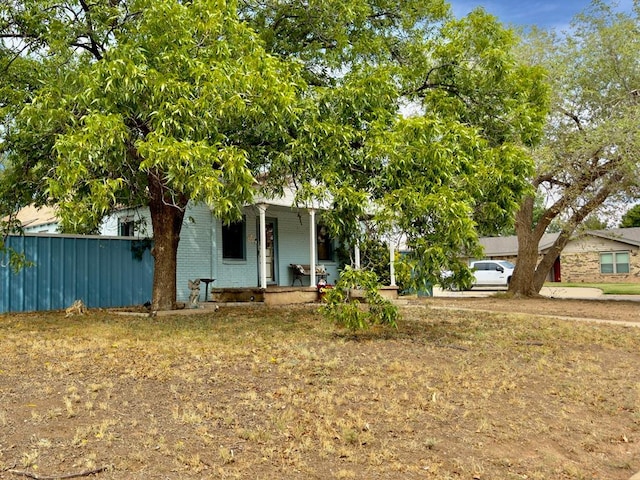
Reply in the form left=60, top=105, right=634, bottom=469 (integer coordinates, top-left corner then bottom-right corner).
left=175, top=197, right=340, bottom=303
left=11, top=188, right=401, bottom=307
left=98, top=189, right=341, bottom=303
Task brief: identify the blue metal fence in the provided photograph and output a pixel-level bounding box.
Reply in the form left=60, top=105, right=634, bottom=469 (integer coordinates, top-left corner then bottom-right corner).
left=1, top=234, right=154, bottom=313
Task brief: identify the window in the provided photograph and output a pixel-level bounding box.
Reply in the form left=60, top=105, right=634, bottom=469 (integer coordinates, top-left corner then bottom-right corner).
left=600, top=252, right=630, bottom=274
left=316, top=223, right=333, bottom=261
left=222, top=218, right=246, bottom=260
left=118, top=218, right=134, bottom=237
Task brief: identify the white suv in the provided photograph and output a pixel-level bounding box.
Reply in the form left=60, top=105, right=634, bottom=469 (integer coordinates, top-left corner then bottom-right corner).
left=470, top=260, right=515, bottom=287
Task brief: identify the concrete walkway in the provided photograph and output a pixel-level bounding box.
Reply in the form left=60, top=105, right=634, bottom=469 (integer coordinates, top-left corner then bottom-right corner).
left=432, top=285, right=640, bottom=302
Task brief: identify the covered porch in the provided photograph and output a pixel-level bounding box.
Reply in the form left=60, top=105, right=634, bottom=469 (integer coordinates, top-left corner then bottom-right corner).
left=177, top=189, right=400, bottom=305
left=251, top=191, right=399, bottom=292
left=208, top=285, right=399, bottom=306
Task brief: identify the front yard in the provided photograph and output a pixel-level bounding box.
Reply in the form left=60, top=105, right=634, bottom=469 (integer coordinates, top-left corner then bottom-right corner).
left=1, top=301, right=639, bottom=479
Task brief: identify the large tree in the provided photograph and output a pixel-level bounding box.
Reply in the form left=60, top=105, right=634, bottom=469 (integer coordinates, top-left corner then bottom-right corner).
left=1, top=0, right=304, bottom=309
left=2, top=0, right=549, bottom=307
left=242, top=2, right=549, bottom=290
left=509, top=1, right=640, bottom=296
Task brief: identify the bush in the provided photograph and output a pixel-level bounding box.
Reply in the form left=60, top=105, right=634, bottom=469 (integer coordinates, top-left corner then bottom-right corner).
left=321, top=266, right=398, bottom=331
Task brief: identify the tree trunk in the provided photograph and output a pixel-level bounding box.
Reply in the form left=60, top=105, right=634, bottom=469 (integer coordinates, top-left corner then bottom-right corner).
left=509, top=196, right=544, bottom=296
left=148, top=172, right=188, bottom=311
left=509, top=182, right=614, bottom=297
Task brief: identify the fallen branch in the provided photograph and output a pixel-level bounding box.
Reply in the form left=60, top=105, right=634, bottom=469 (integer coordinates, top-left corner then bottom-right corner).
left=516, top=341, right=545, bottom=346
left=8, top=466, right=110, bottom=480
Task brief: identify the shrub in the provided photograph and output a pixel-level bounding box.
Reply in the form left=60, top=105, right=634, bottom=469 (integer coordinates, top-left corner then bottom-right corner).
left=321, top=266, right=398, bottom=331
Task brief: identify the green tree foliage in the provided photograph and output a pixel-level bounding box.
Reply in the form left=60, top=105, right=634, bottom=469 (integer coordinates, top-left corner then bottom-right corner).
left=1, top=0, right=304, bottom=309
left=620, top=204, right=640, bottom=228
left=510, top=1, right=640, bottom=296
left=321, top=266, right=398, bottom=331
left=1, top=0, right=549, bottom=314
left=244, top=3, right=549, bottom=293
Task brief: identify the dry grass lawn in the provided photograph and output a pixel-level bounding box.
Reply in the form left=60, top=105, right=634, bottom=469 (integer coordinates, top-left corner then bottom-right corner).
left=1, top=300, right=640, bottom=479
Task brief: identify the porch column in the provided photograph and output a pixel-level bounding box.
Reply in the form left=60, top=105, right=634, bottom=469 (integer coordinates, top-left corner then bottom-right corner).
left=389, top=242, right=396, bottom=287
left=354, top=243, right=361, bottom=269
left=257, top=203, right=268, bottom=289
left=309, top=208, right=317, bottom=286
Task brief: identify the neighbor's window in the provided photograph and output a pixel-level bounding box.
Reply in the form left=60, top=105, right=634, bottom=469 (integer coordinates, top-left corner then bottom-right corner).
left=316, top=223, right=333, bottom=261
left=118, top=218, right=134, bottom=237
left=600, top=252, right=630, bottom=274
left=222, top=218, right=246, bottom=260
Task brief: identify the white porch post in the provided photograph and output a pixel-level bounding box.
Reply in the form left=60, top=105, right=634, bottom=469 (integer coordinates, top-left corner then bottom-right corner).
left=389, top=242, right=396, bottom=287
left=309, top=208, right=317, bottom=286
left=258, top=203, right=268, bottom=289
left=354, top=244, right=361, bottom=269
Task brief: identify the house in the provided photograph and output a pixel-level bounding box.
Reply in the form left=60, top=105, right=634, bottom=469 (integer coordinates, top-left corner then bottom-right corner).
left=10, top=204, right=149, bottom=237
left=173, top=191, right=344, bottom=303
left=477, top=228, right=640, bottom=283
left=12, top=205, right=60, bottom=233
left=7, top=189, right=355, bottom=304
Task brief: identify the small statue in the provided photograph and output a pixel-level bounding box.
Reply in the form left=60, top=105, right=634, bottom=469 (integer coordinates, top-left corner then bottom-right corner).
left=65, top=299, right=87, bottom=317
left=188, top=279, right=201, bottom=308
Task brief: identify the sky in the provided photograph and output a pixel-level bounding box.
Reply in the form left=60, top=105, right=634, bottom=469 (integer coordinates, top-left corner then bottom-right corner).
left=450, top=0, right=635, bottom=31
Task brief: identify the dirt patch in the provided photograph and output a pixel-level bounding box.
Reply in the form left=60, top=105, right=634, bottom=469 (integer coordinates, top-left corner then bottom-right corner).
left=1, top=303, right=640, bottom=479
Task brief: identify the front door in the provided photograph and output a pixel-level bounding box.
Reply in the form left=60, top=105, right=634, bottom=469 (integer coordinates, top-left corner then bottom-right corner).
left=257, top=218, right=278, bottom=285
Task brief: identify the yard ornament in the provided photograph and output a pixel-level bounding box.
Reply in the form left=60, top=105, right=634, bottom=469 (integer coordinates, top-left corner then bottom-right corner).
left=188, top=279, right=201, bottom=308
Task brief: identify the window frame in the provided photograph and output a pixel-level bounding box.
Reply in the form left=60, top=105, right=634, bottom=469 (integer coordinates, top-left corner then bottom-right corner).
left=118, top=218, right=135, bottom=237
left=222, top=217, right=246, bottom=261
left=600, top=251, right=630, bottom=275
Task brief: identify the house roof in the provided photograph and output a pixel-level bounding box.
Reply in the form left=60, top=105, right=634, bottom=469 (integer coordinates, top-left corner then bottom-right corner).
left=479, top=232, right=560, bottom=256
left=479, top=227, right=640, bottom=256
left=11, top=205, right=59, bottom=229
left=252, top=185, right=332, bottom=210
left=585, top=227, right=640, bottom=247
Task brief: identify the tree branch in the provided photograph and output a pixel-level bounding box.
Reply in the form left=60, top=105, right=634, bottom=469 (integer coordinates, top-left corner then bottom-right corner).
left=559, top=106, right=583, bottom=131
left=8, top=465, right=110, bottom=480
left=77, top=0, right=104, bottom=60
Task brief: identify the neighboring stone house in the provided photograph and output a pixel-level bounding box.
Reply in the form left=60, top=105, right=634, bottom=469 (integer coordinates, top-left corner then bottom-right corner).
left=477, top=228, right=640, bottom=283
left=560, top=228, right=640, bottom=283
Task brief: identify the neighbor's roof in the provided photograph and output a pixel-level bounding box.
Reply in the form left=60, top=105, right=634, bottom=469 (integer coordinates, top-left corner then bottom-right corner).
left=479, top=232, right=560, bottom=256
left=12, top=205, right=59, bottom=229
left=586, top=227, right=640, bottom=247
left=479, top=227, right=640, bottom=256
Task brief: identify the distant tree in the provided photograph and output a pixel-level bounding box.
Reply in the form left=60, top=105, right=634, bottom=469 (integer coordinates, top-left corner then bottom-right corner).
left=509, top=1, right=640, bottom=296
left=620, top=204, right=640, bottom=228
left=581, top=215, right=609, bottom=231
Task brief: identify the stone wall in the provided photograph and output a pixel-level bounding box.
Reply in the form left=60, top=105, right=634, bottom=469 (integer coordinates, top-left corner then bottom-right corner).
left=561, top=251, right=640, bottom=284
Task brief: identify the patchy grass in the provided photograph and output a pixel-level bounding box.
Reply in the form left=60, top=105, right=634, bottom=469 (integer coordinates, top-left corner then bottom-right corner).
left=546, top=282, right=640, bottom=295
left=1, top=303, right=640, bottom=479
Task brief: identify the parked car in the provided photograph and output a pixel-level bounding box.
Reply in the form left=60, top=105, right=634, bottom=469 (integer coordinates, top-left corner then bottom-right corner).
left=469, top=260, right=515, bottom=287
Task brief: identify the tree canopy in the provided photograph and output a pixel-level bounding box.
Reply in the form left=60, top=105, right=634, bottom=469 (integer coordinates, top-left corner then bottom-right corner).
left=620, top=204, right=640, bottom=228
left=1, top=0, right=304, bottom=308
left=509, top=1, right=640, bottom=296
left=242, top=2, right=549, bottom=290
left=1, top=0, right=549, bottom=308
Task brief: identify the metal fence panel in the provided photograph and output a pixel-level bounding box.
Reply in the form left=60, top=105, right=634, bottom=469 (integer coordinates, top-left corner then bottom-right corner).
left=1, top=235, right=154, bottom=313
